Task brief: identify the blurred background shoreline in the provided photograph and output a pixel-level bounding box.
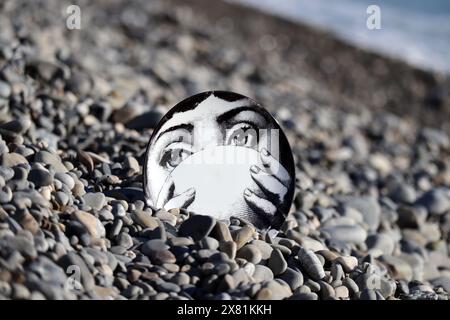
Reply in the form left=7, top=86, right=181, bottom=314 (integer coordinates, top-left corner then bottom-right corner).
left=233, top=0, right=450, bottom=75
left=178, top=0, right=450, bottom=132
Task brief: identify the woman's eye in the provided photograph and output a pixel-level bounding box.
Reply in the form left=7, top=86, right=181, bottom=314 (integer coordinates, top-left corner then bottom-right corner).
left=160, top=148, right=191, bottom=169
left=227, top=124, right=258, bottom=148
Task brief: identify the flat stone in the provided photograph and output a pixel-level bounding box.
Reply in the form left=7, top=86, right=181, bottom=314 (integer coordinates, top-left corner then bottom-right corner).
left=72, top=181, right=86, bottom=196
left=131, top=210, right=158, bottom=229
left=54, top=172, right=75, bottom=190
left=12, top=283, right=30, bottom=300
left=360, top=288, right=377, bottom=300
left=0, top=235, right=37, bottom=259
left=55, top=191, right=69, bottom=207
left=141, top=239, right=169, bottom=256
left=255, top=288, right=272, bottom=300
left=399, top=252, right=424, bottom=281
left=297, top=248, right=325, bottom=281
left=232, top=268, right=252, bottom=286
left=217, top=274, right=235, bottom=292
left=156, top=281, right=180, bottom=293
left=260, top=280, right=292, bottom=300
left=169, top=237, right=194, bottom=247
left=336, top=256, right=358, bottom=273
left=18, top=211, right=40, bottom=234
left=366, top=233, right=395, bottom=256
left=343, top=277, right=359, bottom=295
left=335, top=286, right=349, bottom=299
left=294, top=235, right=326, bottom=252
left=397, top=205, right=427, bottom=228
left=200, top=236, right=219, bottom=251
left=415, top=188, right=450, bottom=215
left=219, top=241, right=236, bottom=260
left=170, top=273, right=190, bottom=286
left=380, top=255, right=413, bottom=281
left=339, top=196, right=381, bottom=232
left=237, top=244, right=262, bottom=264
left=319, top=280, right=335, bottom=299
left=253, top=265, right=274, bottom=283
left=210, top=220, right=232, bottom=242
left=430, top=276, right=450, bottom=293
left=0, top=81, right=11, bottom=98
left=83, top=192, right=106, bottom=210
left=27, top=168, right=52, bottom=187
left=291, top=292, right=318, bottom=300
left=278, top=267, right=303, bottom=291
left=316, top=250, right=340, bottom=262
left=151, top=250, right=176, bottom=265
left=0, top=166, right=14, bottom=181
left=72, top=210, right=105, bottom=239
left=321, top=224, right=367, bottom=244
left=251, top=240, right=273, bottom=260
left=268, top=249, right=287, bottom=276
left=331, top=262, right=344, bottom=281
left=231, top=225, right=255, bottom=249
left=1, top=153, right=28, bottom=167
left=178, top=214, right=216, bottom=241
left=124, top=156, right=140, bottom=174
left=117, top=233, right=133, bottom=249
left=34, top=151, right=67, bottom=173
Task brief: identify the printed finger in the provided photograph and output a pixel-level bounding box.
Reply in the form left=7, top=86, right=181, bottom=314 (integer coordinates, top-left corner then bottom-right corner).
left=163, top=187, right=196, bottom=210
left=260, top=148, right=290, bottom=186
left=243, top=188, right=277, bottom=220
left=250, top=165, right=287, bottom=204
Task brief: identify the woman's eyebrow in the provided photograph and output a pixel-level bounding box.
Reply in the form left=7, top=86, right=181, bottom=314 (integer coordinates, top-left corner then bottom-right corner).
left=216, top=106, right=270, bottom=123
left=154, top=123, right=194, bottom=142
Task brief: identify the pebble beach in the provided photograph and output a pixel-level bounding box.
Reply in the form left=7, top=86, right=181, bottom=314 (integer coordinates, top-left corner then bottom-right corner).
left=0, top=0, right=450, bottom=300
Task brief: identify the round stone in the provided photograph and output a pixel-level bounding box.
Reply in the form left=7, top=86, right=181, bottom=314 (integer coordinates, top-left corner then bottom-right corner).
left=237, top=244, right=262, bottom=264
left=28, top=168, right=52, bottom=187
left=267, top=249, right=287, bottom=276
left=34, top=151, right=67, bottom=173
left=178, top=214, right=216, bottom=241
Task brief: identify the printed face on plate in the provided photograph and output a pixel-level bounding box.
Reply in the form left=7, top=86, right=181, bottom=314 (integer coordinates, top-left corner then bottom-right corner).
left=143, top=91, right=295, bottom=229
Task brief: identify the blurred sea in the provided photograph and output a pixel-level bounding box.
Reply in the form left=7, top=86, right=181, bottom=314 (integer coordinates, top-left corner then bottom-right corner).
left=232, top=0, right=450, bottom=74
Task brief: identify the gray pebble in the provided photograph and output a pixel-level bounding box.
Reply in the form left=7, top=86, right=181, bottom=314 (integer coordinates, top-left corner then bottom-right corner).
left=251, top=239, right=273, bottom=260
left=237, top=244, right=262, bottom=264
left=28, top=168, right=52, bottom=187
left=321, top=224, right=368, bottom=244
left=339, top=196, right=381, bottom=232
left=54, top=172, right=75, bottom=190
left=83, top=192, right=106, bottom=210
left=278, top=267, right=303, bottom=291
left=178, top=214, right=216, bottom=241
left=297, top=248, right=325, bottom=281
left=415, top=188, right=450, bottom=215
left=142, top=239, right=169, bottom=255
left=131, top=210, right=158, bottom=229
left=252, top=265, right=274, bottom=283
left=366, top=233, right=395, bottom=256
left=117, top=233, right=134, bottom=249
left=1, top=153, right=28, bottom=167
left=34, top=151, right=67, bottom=173
left=0, top=81, right=11, bottom=98
left=72, top=210, right=105, bottom=239
left=268, top=248, right=287, bottom=276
